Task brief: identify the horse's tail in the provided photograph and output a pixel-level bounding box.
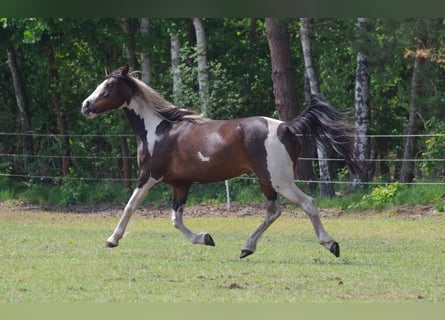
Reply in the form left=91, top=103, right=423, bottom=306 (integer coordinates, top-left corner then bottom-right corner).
left=286, top=93, right=361, bottom=176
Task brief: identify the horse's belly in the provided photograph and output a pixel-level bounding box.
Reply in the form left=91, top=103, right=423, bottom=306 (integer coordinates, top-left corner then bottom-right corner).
left=166, top=158, right=250, bottom=184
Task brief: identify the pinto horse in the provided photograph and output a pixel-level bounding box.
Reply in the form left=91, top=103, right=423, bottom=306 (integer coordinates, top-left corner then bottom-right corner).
left=81, top=66, right=358, bottom=258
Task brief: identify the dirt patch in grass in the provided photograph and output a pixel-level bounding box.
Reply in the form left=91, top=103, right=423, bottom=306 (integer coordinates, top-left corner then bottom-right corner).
left=0, top=199, right=441, bottom=220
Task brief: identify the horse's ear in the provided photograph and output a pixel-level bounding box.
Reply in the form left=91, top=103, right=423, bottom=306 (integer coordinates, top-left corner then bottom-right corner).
left=121, top=65, right=130, bottom=76
left=104, top=66, right=111, bottom=77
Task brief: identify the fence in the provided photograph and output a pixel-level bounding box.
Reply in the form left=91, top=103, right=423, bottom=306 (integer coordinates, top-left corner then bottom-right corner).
left=1, top=132, right=445, bottom=187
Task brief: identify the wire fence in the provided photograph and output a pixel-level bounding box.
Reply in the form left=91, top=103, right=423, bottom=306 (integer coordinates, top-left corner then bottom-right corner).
left=1, top=132, right=445, bottom=186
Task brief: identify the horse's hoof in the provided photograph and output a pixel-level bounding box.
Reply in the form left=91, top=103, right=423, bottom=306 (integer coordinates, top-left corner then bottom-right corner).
left=240, top=249, right=254, bottom=259
left=330, top=242, right=340, bottom=257
left=104, top=241, right=118, bottom=248
left=204, top=234, right=215, bottom=246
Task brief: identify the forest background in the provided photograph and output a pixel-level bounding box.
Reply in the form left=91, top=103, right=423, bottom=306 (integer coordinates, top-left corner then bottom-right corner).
left=1, top=18, right=445, bottom=207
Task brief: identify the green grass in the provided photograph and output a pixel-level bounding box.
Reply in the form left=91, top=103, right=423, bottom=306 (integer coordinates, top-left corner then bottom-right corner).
left=0, top=207, right=444, bottom=303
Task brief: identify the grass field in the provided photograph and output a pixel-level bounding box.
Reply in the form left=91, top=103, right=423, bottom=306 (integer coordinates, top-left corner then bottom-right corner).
left=0, top=205, right=444, bottom=303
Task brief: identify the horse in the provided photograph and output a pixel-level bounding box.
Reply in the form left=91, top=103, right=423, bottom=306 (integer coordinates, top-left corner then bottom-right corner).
left=81, top=65, right=359, bottom=259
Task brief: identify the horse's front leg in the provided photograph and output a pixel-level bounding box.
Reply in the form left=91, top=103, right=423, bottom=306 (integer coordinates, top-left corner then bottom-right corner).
left=105, top=178, right=159, bottom=247
left=171, top=185, right=215, bottom=246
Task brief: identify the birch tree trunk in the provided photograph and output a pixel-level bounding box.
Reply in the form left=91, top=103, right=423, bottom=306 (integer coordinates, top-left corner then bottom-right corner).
left=351, top=18, right=371, bottom=188
left=192, top=18, right=209, bottom=116
left=300, top=19, right=319, bottom=93
left=300, top=18, right=334, bottom=197
left=170, top=32, right=182, bottom=105
left=400, top=39, right=425, bottom=183
left=7, top=48, right=33, bottom=170
left=140, top=18, right=152, bottom=85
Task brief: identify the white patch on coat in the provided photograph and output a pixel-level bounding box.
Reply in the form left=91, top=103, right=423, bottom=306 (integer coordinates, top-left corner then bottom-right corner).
left=204, top=131, right=225, bottom=154
left=128, top=95, right=163, bottom=156
left=263, top=118, right=295, bottom=190
left=198, top=151, right=210, bottom=162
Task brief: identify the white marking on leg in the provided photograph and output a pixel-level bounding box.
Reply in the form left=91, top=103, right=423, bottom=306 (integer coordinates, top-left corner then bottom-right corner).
left=106, top=177, right=160, bottom=246
left=197, top=151, right=210, bottom=162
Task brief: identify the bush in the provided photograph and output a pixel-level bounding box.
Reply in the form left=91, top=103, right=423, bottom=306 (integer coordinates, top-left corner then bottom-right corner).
left=351, top=182, right=405, bottom=210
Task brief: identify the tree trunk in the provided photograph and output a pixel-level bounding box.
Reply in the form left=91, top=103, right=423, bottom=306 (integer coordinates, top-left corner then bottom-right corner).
left=300, top=19, right=319, bottom=93
left=120, top=18, right=141, bottom=187
left=300, top=18, right=334, bottom=197
left=192, top=18, right=209, bottom=116
left=121, top=18, right=140, bottom=71
left=140, top=18, right=152, bottom=85
left=120, top=137, right=131, bottom=188
left=266, top=18, right=316, bottom=184
left=265, top=18, right=298, bottom=121
left=170, top=32, right=182, bottom=104
left=400, top=40, right=425, bottom=183
left=351, top=18, right=371, bottom=188
left=249, top=18, right=259, bottom=42
left=42, top=39, right=71, bottom=177
left=7, top=47, right=33, bottom=170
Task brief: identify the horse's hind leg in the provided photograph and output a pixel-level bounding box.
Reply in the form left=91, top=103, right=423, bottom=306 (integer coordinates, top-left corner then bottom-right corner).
left=241, top=195, right=281, bottom=258
left=171, top=185, right=215, bottom=246
left=279, top=184, right=340, bottom=257
left=105, top=177, right=159, bottom=247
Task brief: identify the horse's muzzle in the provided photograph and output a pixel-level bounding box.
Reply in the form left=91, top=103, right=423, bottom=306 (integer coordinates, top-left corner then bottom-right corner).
left=81, top=100, right=97, bottom=119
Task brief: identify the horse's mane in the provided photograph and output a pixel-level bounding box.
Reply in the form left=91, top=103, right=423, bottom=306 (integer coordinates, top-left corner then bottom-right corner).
left=117, top=70, right=206, bottom=123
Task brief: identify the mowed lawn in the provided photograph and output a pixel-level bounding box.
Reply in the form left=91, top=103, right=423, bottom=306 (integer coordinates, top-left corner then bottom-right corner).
left=0, top=206, right=444, bottom=303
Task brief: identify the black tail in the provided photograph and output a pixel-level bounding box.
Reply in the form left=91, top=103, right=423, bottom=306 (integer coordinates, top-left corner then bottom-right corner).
left=286, top=94, right=360, bottom=176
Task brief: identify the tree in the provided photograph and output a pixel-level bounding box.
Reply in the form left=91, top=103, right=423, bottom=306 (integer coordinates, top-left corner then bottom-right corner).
left=140, top=18, right=152, bottom=85
left=300, top=19, right=320, bottom=94
left=192, top=18, right=209, bottom=116
left=3, top=17, right=445, bottom=197
left=399, top=38, right=426, bottom=183
left=6, top=47, right=33, bottom=170
left=120, top=18, right=142, bottom=188
left=170, top=32, right=182, bottom=104
left=265, top=18, right=298, bottom=121
left=398, top=19, right=443, bottom=183
left=300, top=18, right=334, bottom=197
left=121, top=18, right=139, bottom=71
left=41, top=30, right=71, bottom=177
left=351, top=18, right=371, bottom=187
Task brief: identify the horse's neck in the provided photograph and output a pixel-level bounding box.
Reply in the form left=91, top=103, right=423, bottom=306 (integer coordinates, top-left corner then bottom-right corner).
left=125, top=97, right=163, bottom=155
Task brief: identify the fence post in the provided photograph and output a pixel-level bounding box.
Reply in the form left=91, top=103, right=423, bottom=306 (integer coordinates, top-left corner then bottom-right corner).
left=225, top=179, right=231, bottom=210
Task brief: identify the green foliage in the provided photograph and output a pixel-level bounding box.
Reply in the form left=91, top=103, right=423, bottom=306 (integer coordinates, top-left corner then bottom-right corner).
left=2, top=17, right=445, bottom=207
left=172, top=41, right=250, bottom=119
left=352, top=182, right=405, bottom=209
left=229, top=177, right=263, bottom=205
left=420, top=117, right=445, bottom=178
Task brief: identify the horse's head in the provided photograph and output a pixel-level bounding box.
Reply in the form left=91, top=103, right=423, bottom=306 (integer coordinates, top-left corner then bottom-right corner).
left=81, top=65, right=134, bottom=118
